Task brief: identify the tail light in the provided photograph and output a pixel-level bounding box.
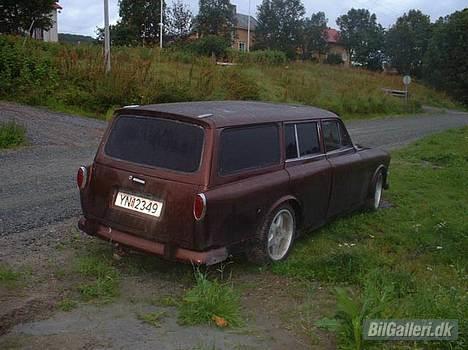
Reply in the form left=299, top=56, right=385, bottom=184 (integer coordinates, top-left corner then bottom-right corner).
left=193, top=193, right=206, bottom=221
left=77, top=166, right=88, bottom=190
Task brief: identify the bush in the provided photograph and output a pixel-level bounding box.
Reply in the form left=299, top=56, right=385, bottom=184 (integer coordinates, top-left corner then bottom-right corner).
left=325, top=53, right=344, bottom=65
left=188, top=35, right=230, bottom=58
left=0, top=121, right=26, bottom=149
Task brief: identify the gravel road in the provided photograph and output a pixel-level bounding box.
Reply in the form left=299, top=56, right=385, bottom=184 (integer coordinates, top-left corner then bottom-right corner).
left=1, top=102, right=467, bottom=237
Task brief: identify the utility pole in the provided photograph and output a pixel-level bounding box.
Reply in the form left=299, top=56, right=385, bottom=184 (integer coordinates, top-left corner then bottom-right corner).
left=247, top=0, right=251, bottom=52
left=104, top=0, right=111, bottom=73
left=159, top=0, right=164, bottom=49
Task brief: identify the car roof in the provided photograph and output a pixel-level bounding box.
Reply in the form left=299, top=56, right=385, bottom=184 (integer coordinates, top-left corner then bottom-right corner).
left=119, top=101, right=339, bottom=128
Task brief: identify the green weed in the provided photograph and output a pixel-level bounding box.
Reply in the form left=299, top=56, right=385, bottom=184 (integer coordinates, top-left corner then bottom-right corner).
left=57, top=298, right=78, bottom=312
left=178, top=270, right=242, bottom=328
left=137, top=311, right=167, bottom=327
left=0, top=264, right=21, bottom=288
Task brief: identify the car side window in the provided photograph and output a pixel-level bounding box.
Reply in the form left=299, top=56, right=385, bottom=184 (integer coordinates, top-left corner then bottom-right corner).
left=322, top=121, right=341, bottom=152
left=339, top=121, right=353, bottom=148
left=297, top=122, right=320, bottom=156
left=285, top=124, right=298, bottom=159
left=219, top=124, right=280, bottom=175
left=285, top=122, right=321, bottom=160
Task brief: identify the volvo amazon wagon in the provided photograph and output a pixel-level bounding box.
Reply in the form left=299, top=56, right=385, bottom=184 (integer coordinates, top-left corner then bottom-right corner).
left=78, top=101, right=390, bottom=265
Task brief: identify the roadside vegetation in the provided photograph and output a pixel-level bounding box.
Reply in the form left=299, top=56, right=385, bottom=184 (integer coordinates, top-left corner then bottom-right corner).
left=273, top=127, right=468, bottom=349
left=0, top=35, right=459, bottom=121
left=0, top=263, right=22, bottom=288
left=0, top=121, right=26, bottom=149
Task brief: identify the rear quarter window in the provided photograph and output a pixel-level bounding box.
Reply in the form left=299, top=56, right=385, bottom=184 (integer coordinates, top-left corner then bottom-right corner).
left=104, top=115, right=204, bottom=173
left=218, top=124, right=280, bottom=175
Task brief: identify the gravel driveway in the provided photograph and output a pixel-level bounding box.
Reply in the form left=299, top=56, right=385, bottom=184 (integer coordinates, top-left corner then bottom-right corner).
left=1, top=102, right=467, bottom=239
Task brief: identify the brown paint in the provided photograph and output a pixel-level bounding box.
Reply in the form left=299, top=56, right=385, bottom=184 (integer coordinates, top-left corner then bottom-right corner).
left=78, top=101, right=390, bottom=265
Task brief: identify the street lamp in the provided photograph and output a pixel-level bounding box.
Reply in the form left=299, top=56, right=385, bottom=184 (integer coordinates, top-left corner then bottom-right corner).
left=247, top=0, right=251, bottom=52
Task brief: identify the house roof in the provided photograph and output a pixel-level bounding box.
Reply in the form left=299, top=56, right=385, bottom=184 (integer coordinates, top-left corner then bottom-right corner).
left=119, top=101, right=338, bottom=128
left=53, top=2, right=62, bottom=10
left=325, top=28, right=340, bottom=44
left=235, top=13, right=258, bottom=31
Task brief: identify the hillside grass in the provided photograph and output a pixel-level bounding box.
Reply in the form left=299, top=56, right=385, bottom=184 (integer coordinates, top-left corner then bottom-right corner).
left=273, top=127, right=468, bottom=349
left=0, top=35, right=461, bottom=120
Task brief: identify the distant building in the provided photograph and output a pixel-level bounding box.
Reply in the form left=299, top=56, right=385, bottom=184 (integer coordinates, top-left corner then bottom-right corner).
left=324, top=28, right=348, bottom=65
left=232, top=13, right=258, bottom=52
left=32, top=2, right=62, bottom=42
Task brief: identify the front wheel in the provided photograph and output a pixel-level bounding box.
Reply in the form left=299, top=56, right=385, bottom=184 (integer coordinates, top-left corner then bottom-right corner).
left=366, top=170, right=384, bottom=210
left=247, top=204, right=296, bottom=264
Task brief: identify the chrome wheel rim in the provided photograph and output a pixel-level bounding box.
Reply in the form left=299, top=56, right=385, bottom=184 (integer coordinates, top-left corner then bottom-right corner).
left=268, top=209, right=294, bottom=261
left=374, top=173, right=383, bottom=209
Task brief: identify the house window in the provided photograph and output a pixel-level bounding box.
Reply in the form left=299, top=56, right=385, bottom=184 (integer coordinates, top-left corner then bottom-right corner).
left=239, top=42, right=246, bottom=52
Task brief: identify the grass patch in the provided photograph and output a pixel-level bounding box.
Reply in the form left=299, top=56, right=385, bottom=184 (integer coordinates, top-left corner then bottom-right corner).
left=178, top=270, right=242, bottom=328
left=0, top=121, right=26, bottom=149
left=57, top=298, right=78, bottom=312
left=273, top=127, right=468, bottom=349
left=137, top=311, right=167, bottom=327
left=75, top=253, right=120, bottom=302
left=0, top=264, right=22, bottom=288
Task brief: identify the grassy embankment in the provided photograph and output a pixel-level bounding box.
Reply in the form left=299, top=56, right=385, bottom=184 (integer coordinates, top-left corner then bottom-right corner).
left=0, top=35, right=460, bottom=120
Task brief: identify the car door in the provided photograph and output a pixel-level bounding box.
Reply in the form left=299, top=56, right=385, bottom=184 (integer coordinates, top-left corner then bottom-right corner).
left=322, top=119, right=367, bottom=217
left=285, top=121, right=332, bottom=229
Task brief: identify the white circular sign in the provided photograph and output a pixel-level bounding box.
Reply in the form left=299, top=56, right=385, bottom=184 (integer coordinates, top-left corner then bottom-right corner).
left=403, top=75, right=412, bottom=85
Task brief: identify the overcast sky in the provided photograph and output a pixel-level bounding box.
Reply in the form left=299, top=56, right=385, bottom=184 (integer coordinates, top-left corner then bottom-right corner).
left=58, top=0, right=467, bottom=37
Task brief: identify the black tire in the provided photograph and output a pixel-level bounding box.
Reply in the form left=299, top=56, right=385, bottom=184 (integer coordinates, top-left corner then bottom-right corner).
left=247, top=203, right=296, bottom=265
left=365, top=169, right=384, bottom=210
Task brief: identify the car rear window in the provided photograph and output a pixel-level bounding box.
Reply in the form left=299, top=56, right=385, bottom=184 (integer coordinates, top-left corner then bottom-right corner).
left=105, top=115, right=204, bottom=173
left=219, top=124, right=280, bottom=175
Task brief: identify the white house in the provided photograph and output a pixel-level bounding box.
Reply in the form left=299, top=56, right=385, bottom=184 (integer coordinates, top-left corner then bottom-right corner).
left=32, top=2, right=62, bottom=42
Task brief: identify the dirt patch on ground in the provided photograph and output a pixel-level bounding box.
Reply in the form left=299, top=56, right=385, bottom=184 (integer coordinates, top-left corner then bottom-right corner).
left=0, top=219, right=336, bottom=349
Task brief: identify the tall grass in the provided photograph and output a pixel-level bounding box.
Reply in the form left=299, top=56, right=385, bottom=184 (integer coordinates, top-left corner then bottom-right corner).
left=0, top=35, right=460, bottom=120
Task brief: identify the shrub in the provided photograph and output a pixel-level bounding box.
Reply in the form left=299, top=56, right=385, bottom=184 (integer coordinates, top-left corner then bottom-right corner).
left=325, top=53, right=345, bottom=65
left=226, top=49, right=288, bottom=65
left=188, top=35, right=230, bottom=58
left=0, top=121, right=26, bottom=149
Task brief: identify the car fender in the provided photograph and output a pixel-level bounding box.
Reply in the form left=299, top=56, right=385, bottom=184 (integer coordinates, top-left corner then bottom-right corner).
left=263, top=195, right=303, bottom=229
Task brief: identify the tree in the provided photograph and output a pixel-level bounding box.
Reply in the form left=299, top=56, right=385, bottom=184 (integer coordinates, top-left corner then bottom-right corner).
left=423, top=9, right=468, bottom=106
left=196, top=0, right=235, bottom=42
left=336, top=8, right=385, bottom=69
left=256, top=0, right=305, bottom=58
left=302, top=12, right=328, bottom=60
left=167, top=0, right=193, bottom=40
left=386, top=10, right=432, bottom=77
left=119, top=0, right=165, bottom=45
left=0, top=0, right=56, bottom=36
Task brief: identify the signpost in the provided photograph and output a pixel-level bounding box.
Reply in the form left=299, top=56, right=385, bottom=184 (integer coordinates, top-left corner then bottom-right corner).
left=403, top=75, right=411, bottom=105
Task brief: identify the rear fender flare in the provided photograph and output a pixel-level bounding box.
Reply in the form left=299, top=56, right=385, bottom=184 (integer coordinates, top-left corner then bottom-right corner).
left=263, top=195, right=303, bottom=229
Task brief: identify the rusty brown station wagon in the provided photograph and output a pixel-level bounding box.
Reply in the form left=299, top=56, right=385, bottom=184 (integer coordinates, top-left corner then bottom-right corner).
left=78, top=101, right=390, bottom=265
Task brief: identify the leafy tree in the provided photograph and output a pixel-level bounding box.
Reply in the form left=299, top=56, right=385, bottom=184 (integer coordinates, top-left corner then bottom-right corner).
left=336, top=8, right=384, bottom=69
left=0, top=0, right=56, bottom=35
left=386, top=10, right=432, bottom=77
left=196, top=0, right=235, bottom=42
left=423, top=9, right=468, bottom=106
left=301, top=11, right=328, bottom=60
left=167, top=0, right=193, bottom=40
left=256, top=0, right=305, bottom=58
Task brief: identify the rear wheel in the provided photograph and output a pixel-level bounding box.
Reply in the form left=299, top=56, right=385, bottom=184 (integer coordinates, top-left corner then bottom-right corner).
left=366, top=170, right=384, bottom=210
left=247, top=204, right=296, bottom=264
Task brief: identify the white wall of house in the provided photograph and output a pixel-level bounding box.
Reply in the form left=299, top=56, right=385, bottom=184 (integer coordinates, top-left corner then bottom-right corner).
left=43, top=10, right=58, bottom=42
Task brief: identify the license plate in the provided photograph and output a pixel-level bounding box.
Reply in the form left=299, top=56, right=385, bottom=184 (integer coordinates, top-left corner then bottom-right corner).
left=114, top=192, right=163, bottom=218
